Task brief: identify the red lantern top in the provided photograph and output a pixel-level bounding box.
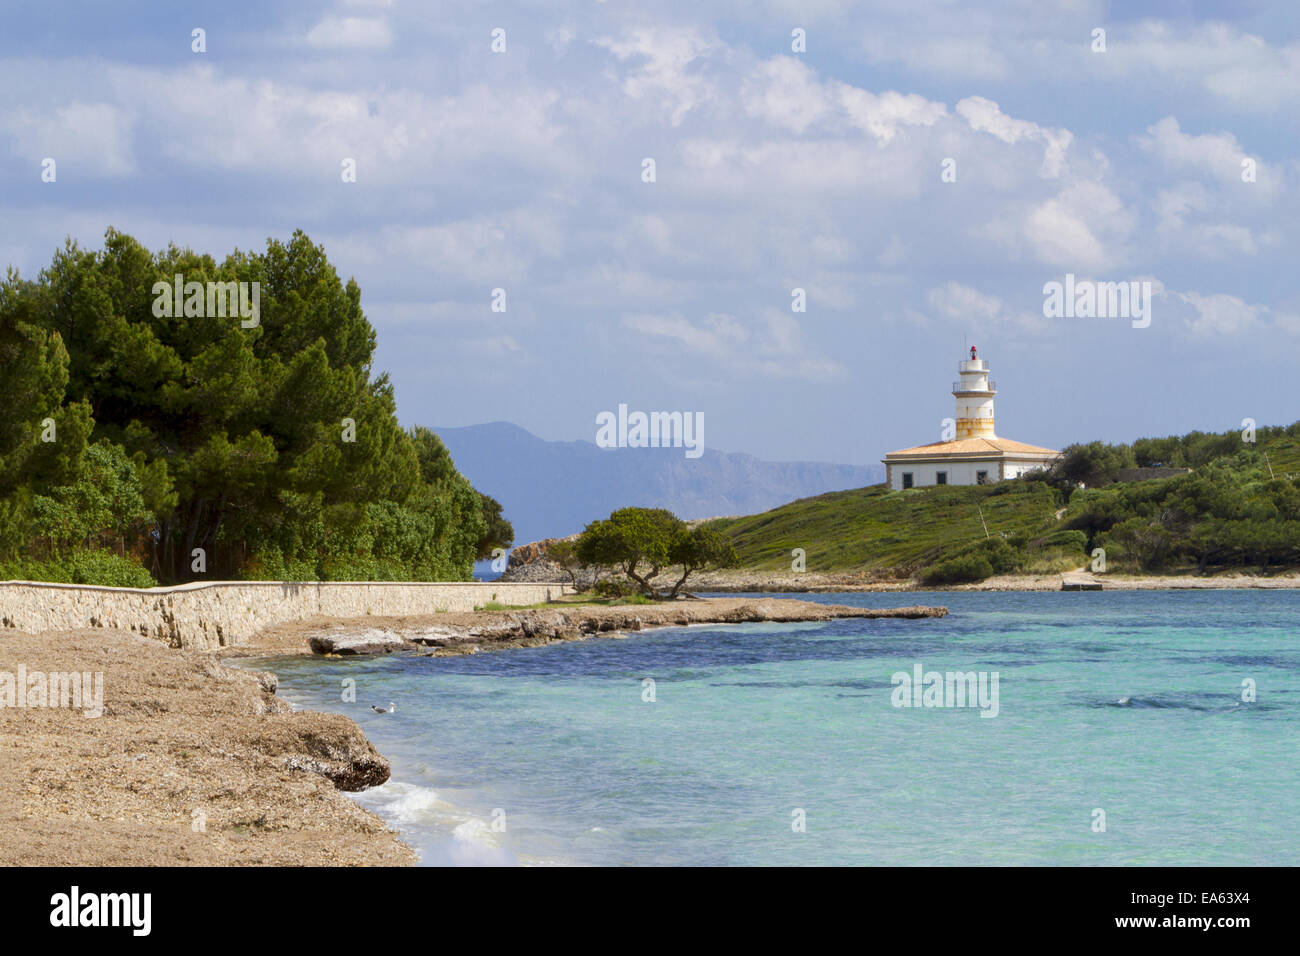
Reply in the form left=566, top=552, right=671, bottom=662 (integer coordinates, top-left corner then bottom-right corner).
left=969, top=345, right=978, bottom=360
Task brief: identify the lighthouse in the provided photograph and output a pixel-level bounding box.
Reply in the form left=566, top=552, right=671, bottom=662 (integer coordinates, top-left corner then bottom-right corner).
left=881, top=347, right=1060, bottom=490
left=954, top=345, right=996, bottom=439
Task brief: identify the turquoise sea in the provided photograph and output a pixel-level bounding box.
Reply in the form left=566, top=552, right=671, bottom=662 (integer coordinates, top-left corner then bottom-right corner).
left=250, top=591, right=1300, bottom=866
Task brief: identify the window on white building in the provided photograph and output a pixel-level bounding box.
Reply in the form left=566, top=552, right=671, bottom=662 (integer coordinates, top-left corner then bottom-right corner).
left=936, top=472, right=947, bottom=485
left=902, top=472, right=913, bottom=489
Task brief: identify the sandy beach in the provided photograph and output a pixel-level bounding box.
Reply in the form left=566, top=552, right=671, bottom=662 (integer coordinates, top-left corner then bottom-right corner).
left=2, top=596, right=943, bottom=865
left=0, top=627, right=415, bottom=866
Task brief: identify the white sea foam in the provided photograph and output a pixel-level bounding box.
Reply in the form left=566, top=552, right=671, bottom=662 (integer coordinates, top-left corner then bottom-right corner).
left=452, top=817, right=499, bottom=845
left=350, top=780, right=528, bottom=866
left=352, top=780, right=445, bottom=823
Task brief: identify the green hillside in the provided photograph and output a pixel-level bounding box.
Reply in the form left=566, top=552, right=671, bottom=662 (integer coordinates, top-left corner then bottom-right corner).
left=706, top=481, right=1062, bottom=572
left=705, top=423, right=1300, bottom=582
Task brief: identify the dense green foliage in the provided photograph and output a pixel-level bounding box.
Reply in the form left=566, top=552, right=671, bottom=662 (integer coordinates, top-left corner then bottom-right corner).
left=0, top=230, right=508, bottom=585
left=576, top=506, right=739, bottom=597
left=1060, top=455, right=1300, bottom=571
left=707, top=422, right=1300, bottom=582
left=1033, top=423, right=1300, bottom=571
left=1036, top=424, right=1300, bottom=491
left=474, top=492, right=514, bottom=560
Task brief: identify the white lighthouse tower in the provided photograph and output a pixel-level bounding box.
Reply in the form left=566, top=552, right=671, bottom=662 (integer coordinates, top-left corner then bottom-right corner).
left=881, top=346, right=1061, bottom=490
left=954, top=345, right=996, bottom=439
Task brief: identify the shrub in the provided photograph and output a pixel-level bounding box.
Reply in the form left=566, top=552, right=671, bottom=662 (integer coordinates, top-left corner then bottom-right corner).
left=593, top=577, right=634, bottom=598
left=920, top=553, right=994, bottom=585
left=0, top=549, right=156, bottom=588
left=1040, top=529, right=1088, bottom=552
left=975, top=537, right=1019, bottom=574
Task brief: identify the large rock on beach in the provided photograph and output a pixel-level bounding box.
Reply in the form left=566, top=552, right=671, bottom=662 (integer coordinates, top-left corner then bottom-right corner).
left=251, top=713, right=393, bottom=791
left=307, top=627, right=407, bottom=655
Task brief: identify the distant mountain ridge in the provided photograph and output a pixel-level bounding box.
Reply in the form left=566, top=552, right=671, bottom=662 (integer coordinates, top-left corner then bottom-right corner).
left=431, top=421, right=883, bottom=546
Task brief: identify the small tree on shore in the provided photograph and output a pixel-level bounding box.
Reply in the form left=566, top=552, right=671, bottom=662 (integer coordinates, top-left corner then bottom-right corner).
left=666, top=526, right=738, bottom=597
left=576, top=507, right=737, bottom=597
left=577, top=507, right=677, bottom=595
left=547, top=537, right=581, bottom=586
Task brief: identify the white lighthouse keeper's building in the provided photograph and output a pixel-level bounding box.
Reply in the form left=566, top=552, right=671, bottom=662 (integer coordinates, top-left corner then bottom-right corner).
left=882, top=347, right=1060, bottom=490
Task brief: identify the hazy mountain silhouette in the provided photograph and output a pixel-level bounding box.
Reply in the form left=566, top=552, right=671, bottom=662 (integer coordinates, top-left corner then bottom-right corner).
left=433, top=421, right=883, bottom=546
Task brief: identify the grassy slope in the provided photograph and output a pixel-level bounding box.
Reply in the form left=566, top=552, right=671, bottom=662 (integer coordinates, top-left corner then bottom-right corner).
left=1260, top=432, right=1300, bottom=476
left=704, top=482, right=1061, bottom=572
left=704, top=430, right=1300, bottom=574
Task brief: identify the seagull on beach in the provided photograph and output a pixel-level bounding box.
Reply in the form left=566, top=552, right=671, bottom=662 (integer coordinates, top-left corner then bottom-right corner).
left=371, top=702, right=396, bottom=714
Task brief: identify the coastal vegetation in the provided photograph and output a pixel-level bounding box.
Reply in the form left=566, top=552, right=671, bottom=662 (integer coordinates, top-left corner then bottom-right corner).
left=1046, top=426, right=1300, bottom=573
left=702, top=422, right=1300, bottom=582
left=0, top=229, right=508, bottom=586
left=575, top=506, right=739, bottom=597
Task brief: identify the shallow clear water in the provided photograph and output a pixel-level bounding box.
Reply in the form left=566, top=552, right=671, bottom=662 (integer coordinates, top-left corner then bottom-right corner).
left=250, top=591, right=1300, bottom=866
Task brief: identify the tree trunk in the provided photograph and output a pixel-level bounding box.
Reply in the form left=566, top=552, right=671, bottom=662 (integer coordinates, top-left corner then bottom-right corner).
left=668, top=567, right=692, bottom=599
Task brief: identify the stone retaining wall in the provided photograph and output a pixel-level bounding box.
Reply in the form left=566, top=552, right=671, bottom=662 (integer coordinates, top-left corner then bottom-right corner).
left=0, top=580, right=574, bottom=651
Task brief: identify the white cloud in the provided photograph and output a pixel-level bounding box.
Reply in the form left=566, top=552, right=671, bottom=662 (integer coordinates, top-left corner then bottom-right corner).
left=2, top=102, right=134, bottom=176
left=1153, top=181, right=1210, bottom=231
left=1137, top=116, right=1273, bottom=196
left=925, top=281, right=1043, bottom=332
left=622, top=311, right=749, bottom=357
left=1019, top=181, right=1134, bottom=269
left=741, top=56, right=946, bottom=142
left=927, top=282, right=1003, bottom=323
left=305, top=16, right=393, bottom=51
left=622, top=309, right=843, bottom=380
left=854, top=16, right=1300, bottom=115
left=956, top=96, right=1072, bottom=178
left=88, top=64, right=563, bottom=185
left=1174, top=291, right=1265, bottom=337
left=741, top=57, right=832, bottom=134
left=839, top=87, right=946, bottom=144
left=1118, top=23, right=1300, bottom=112
left=595, top=27, right=719, bottom=126
left=373, top=218, right=536, bottom=283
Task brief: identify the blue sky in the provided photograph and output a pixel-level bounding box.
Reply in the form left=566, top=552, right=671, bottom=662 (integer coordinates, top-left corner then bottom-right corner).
left=2, top=1, right=1297, bottom=465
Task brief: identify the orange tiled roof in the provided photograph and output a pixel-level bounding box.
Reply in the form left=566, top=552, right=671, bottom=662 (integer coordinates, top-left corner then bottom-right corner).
left=884, top=436, right=1061, bottom=459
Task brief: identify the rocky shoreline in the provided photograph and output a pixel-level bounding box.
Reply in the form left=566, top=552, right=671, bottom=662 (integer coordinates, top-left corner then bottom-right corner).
left=251, top=597, right=949, bottom=658
left=498, top=536, right=1300, bottom=592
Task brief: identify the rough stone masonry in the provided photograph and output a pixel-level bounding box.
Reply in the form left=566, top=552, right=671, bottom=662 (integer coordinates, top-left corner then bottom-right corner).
left=0, top=580, right=573, bottom=651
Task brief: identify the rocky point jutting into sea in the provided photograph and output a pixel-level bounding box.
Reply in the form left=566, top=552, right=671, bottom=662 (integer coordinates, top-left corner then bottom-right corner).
left=283, top=597, right=948, bottom=658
